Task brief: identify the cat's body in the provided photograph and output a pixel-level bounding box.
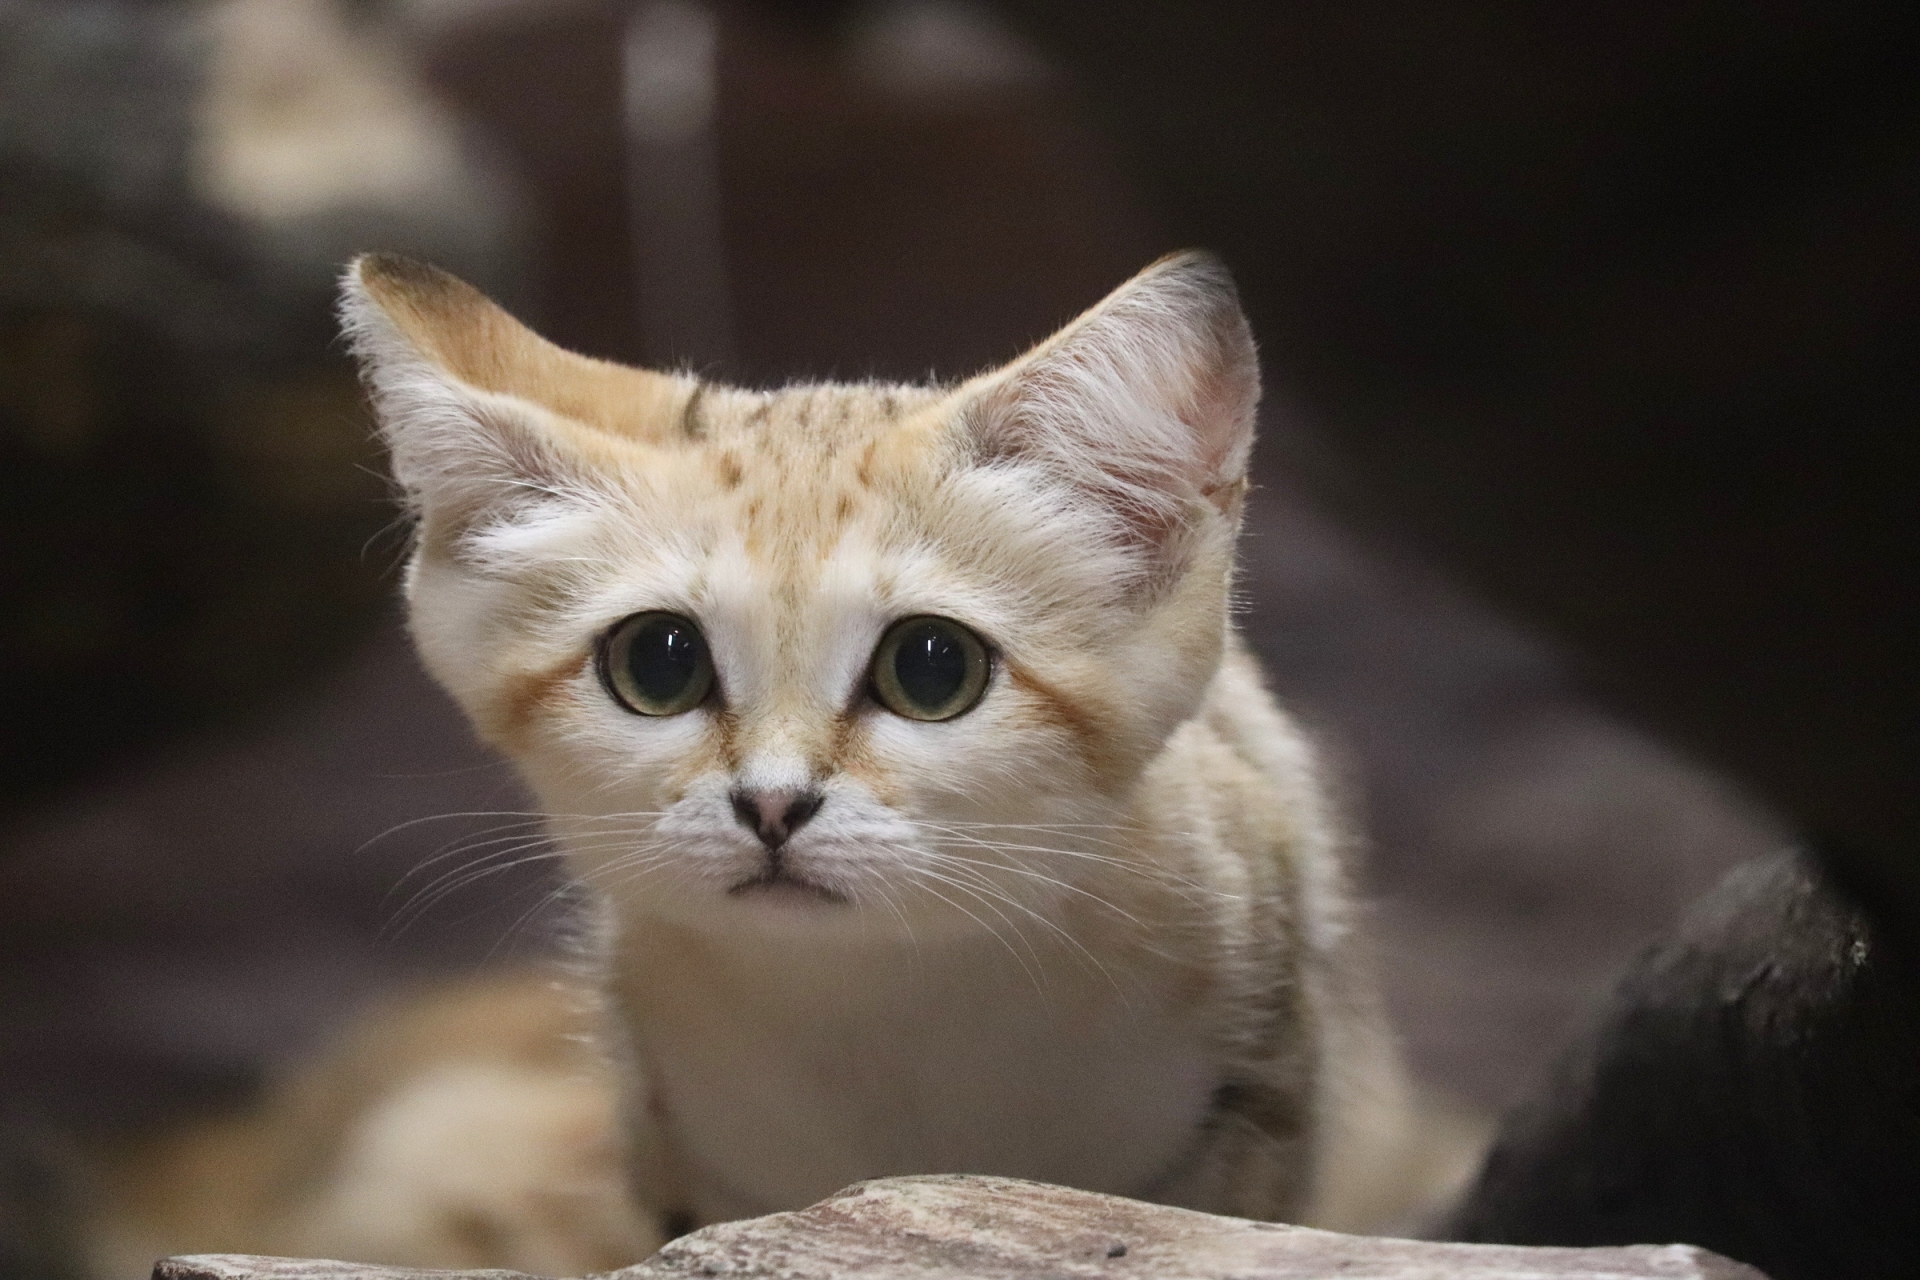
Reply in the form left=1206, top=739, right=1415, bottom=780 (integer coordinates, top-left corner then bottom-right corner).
left=336, top=251, right=1472, bottom=1248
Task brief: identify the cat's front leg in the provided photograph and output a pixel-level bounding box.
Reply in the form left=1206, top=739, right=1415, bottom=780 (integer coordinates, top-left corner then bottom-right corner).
left=617, top=1047, right=769, bottom=1237
left=1141, top=1075, right=1316, bottom=1224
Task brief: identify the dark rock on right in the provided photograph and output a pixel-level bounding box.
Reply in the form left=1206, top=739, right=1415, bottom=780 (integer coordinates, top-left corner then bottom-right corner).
left=1449, top=850, right=1920, bottom=1280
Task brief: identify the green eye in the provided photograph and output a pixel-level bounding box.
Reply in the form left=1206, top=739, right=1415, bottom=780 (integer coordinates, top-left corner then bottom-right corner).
left=870, top=616, right=990, bottom=721
left=601, top=612, right=714, bottom=716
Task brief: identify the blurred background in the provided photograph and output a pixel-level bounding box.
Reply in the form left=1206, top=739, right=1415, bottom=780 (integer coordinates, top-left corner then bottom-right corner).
left=2, top=0, right=1912, bottom=1275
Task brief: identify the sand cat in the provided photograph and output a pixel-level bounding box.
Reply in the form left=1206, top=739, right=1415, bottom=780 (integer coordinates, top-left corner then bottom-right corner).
left=327, top=248, right=1474, bottom=1251
left=73, top=254, right=1476, bottom=1280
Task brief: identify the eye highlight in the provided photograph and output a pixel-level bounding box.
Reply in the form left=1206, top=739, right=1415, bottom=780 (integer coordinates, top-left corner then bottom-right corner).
left=600, top=612, right=715, bottom=716
left=870, top=616, right=990, bottom=721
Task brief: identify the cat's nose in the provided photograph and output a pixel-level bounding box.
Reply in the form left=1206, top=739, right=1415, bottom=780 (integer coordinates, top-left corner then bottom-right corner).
left=729, top=788, right=824, bottom=852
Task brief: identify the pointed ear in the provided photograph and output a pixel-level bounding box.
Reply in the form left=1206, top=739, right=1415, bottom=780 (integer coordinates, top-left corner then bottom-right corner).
left=338, top=254, right=688, bottom=555
left=954, top=251, right=1259, bottom=552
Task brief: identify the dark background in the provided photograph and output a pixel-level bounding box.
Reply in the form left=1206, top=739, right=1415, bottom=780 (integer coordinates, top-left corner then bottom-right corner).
left=2, top=0, right=1911, bottom=1271
left=1002, top=0, right=1917, bottom=927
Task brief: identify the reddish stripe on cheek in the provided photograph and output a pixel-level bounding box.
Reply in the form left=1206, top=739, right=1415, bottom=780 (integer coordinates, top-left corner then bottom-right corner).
left=711, top=706, right=741, bottom=774
left=489, top=650, right=592, bottom=749
left=831, top=711, right=902, bottom=806
left=1001, top=661, right=1115, bottom=780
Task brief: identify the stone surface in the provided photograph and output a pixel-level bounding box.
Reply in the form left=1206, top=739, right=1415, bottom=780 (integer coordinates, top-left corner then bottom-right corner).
left=157, top=1175, right=1767, bottom=1280
left=1451, top=851, right=1920, bottom=1279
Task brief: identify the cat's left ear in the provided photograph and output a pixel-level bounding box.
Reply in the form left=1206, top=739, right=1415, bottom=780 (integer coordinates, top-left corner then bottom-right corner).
left=954, top=251, right=1258, bottom=546
left=338, top=255, right=687, bottom=558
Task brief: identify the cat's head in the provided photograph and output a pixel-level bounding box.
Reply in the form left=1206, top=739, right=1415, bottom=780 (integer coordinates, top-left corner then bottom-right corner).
left=341, top=253, right=1258, bottom=936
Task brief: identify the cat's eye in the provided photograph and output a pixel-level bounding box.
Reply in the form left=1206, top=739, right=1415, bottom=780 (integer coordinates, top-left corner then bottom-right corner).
left=870, top=616, right=990, bottom=721
left=600, top=612, right=715, bottom=716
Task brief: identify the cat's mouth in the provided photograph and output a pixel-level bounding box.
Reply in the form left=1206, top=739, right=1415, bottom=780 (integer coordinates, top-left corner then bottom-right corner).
left=727, top=869, right=848, bottom=906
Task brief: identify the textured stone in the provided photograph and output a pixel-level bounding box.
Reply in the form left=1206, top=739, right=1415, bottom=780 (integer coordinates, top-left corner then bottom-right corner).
left=157, top=1175, right=1767, bottom=1280
left=1451, top=851, right=1920, bottom=1278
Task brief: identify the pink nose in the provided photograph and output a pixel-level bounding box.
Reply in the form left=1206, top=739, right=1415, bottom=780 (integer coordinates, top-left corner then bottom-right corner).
left=729, top=788, right=824, bottom=851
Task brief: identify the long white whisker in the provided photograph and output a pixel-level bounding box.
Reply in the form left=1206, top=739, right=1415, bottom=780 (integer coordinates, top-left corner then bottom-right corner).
left=907, top=819, right=1227, bottom=901
left=392, top=821, right=658, bottom=904
left=358, top=809, right=560, bottom=857
left=900, top=869, right=1046, bottom=995
left=916, top=846, right=1147, bottom=926
left=388, top=823, right=561, bottom=894
left=386, top=826, right=669, bottom=935
left=905, top=864, right=1041, bottom=963
left=387, top=839, right=564, bottom=924
left=911, top=853, right=1124, bottom=1000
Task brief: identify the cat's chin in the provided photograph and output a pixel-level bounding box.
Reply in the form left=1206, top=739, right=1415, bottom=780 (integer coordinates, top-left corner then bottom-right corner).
left=725, top=870, right=850, bottom=909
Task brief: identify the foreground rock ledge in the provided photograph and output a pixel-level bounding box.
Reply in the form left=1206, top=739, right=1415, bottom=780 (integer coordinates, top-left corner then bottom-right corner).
left=155, top=1174, right=1767, bottom=1280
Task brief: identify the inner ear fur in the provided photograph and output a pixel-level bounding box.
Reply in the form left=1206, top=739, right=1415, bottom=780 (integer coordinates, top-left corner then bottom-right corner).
left=955, top=250, right=1260, bottom=540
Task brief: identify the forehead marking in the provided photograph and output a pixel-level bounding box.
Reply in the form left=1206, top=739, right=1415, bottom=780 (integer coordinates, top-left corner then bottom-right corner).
left=681, top=383, right=708, bottom=439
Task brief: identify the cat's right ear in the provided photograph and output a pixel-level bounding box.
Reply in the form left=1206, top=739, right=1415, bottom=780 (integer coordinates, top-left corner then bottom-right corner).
left=338, top=255, right=685, bottom=558
left=949, top=251, right=1259, bottom=570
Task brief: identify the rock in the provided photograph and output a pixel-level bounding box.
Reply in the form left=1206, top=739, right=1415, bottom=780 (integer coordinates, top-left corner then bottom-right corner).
left=157, top=1174, right=1767, bottom=1280
left=1449, top=851, right=1920, bottom=1279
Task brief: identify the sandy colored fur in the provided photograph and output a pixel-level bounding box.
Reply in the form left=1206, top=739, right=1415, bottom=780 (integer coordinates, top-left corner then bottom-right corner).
left=358, top=256, right=691, bottom=445
left=315, top=250, right=1485, bottom=1264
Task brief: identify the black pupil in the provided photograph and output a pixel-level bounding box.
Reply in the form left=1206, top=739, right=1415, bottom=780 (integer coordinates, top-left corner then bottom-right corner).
left=894, top=623, right=967, bottom=710
left=626, top=617, right=703, bottom=705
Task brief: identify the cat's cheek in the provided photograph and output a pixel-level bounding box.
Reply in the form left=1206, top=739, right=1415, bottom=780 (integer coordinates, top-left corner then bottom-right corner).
left=829, top=718, right=906, bottom=809
left=604, top=712, right=732, bottom=801
left=853, top=714, right=1033, bottom=832
left=856, top=714, right=981, bottom=802
left=527, top=703, right=717, bottom=811
left=995, top=658, right=1180, bottom=800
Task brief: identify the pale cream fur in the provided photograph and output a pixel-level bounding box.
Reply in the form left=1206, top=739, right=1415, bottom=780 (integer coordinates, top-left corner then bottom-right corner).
left=333, top=252, right=1478, bottom=1249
